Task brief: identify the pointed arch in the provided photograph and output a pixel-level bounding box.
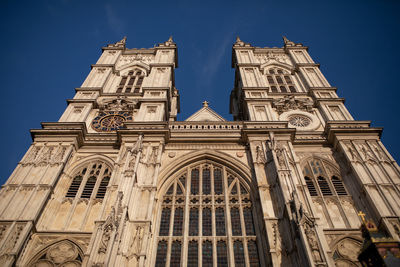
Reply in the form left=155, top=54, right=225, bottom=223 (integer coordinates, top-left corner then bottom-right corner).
left=118, top=61, right=150, bottom=75
left=26, top=238, right=84, bottom=266
left=64, top=155, right=114, bottom=199
left=153, top=151, right=265, bottom=266
left=65, top=154, right=114, bottom=178
left=157, top=150, right=254, bottom=198
left=260, top=61, right=295, bottom=73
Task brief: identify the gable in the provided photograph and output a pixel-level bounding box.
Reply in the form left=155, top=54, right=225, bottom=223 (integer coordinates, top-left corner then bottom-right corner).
left=185, top=102, right=226, bottom=122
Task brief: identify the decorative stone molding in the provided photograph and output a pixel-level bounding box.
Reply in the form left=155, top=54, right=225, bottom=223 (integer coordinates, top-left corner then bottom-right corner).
left=99, top=96, right=138, bottom=112
left=279, top=110, right=320, bottom=131
left=273, top=95, right=314, bottom=115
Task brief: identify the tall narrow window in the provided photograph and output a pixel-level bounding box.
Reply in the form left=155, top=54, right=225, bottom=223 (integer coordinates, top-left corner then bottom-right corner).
left=156, top=162, right=262, bottom=266
left=305, top=176, right=318, bottom=196
left=231, top=207, right=242, bottom=236
left=187, top=241, right=198, bottom=267
left=217, top=241, right=228, bottom=265
left=65, top=161, right=112, bottom=200
left=189, top=208, right=199, bottom=236
left=318, top=176, right=333, bottom=196
left=248, top=240, right=260, bottom=267
left=155, top=241, right=168, bottom=267
left=170, top=241, right=182, bottom=267
left=202, top=241, right=213, bottom=266
left=66, top=171, right=84, bottom=198
left=234, top=240, right=245, bottom=266
left=159, top=208, right=171, bottom=236
left=266, top=67, right=297, bottom=93
left=332, top=176, right=347, bottom=195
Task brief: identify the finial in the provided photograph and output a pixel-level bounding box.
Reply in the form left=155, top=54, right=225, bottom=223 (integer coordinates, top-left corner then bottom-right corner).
left=236, top=36, right=242, bottom=43
left=358, top=211, right=366, bottom=223
left=202, top=101, right=209, bottom=107
left=121, top=36, right=127, bottom=43
left=167, top=36, right=173, bottom=43
left=282, top=36, right=289, bottom=44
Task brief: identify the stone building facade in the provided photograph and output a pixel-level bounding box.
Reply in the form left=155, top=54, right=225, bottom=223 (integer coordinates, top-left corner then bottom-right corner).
left=0, top=36, right=399, bottom=266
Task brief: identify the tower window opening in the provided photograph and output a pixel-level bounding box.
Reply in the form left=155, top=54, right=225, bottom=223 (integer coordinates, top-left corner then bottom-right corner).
left=116, top=69, right=145, bottom=94
left=65, top=161, right=112, bottom=200
left=266, top=67, right=297, bottom=93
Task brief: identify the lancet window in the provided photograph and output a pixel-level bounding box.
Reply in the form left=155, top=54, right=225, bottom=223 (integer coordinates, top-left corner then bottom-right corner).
left=155, top=161, right=262, bottom=266
left=116, top=69, right=145, bottom=94
left=266, top=67, right=297, bottom=93
left=66, top=161, right=112, bottom=199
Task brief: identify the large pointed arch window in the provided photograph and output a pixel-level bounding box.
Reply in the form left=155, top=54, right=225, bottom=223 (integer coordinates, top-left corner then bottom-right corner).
left=155, top=161, right=263, bottom=266
left=116, top=69, right=145, bottom=94
left=66, top=161, right=112, bottom=199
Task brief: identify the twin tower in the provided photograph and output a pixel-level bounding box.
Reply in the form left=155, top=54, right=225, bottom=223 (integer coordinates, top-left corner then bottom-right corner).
left=0, top=36, right=399, bottom=266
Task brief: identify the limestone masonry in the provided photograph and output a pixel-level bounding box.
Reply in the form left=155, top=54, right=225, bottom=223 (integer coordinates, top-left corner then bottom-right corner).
left=0, top=36, right=399, bottom=266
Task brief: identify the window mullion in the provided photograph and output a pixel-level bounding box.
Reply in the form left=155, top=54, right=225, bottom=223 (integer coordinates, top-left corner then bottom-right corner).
left=223, top=166, right=235, bottom=266
left=182, top=172, right=190, bottom=266
left=64, top=163, right=92, bottom=230
left=238, top=182, right=250, bottom=266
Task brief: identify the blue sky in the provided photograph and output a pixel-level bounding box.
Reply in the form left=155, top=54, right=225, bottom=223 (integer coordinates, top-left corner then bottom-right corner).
left=0, top=0, right=399, bottom=185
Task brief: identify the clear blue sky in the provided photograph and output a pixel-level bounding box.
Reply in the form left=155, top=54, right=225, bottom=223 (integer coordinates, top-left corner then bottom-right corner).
left=1, top=0, right=399, bottom=185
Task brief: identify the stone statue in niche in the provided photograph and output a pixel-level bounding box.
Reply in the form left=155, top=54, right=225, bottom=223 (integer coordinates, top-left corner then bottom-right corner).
left=304, top=223, right=323, bottom=264
left=125, top=136, right=144, bottom=176
left=130, top=225, right=144, bottom=258
left=274, top=144, right=287, bottom=169
left=255, top=145, right=266, bottom=164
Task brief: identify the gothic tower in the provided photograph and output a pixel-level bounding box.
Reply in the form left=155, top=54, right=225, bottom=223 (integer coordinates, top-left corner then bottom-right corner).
left=0, top=36, right=399, bottom=267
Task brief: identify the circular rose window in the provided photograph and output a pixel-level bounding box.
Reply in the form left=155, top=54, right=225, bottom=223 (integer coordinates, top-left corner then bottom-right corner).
left=288, top=115, right=311, bottom=127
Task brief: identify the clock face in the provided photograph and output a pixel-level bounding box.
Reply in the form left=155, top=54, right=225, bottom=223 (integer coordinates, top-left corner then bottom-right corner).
left=91, top=111, right=132, bottom=132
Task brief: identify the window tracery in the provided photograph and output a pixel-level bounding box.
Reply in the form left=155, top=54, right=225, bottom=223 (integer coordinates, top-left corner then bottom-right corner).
left=302, top=158, right=347, bottom=198
left=65, top=161, right=112, bottom=200
left=27, top=240, right=83, bottom=267
left=155, top=162, right=262, bottom=266
left=302, top=158, right=357, bottom=229
left=266, top=67, right=297, bottom=93
left=116, top=69, right=145, bottom=94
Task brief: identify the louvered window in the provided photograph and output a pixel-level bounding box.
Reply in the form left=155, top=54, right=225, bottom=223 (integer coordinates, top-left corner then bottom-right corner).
left=116, top=69, right=145, bottom=94
left=332, top=176, right=347, bottom=195
left=266, top=67, right=297, bottom=93
left=66, top=161, right=112, bottom=199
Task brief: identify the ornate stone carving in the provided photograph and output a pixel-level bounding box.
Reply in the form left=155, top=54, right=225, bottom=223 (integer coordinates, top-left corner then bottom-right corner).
left=275, top=144, right=287, bottom=169
left=99, top=96, right=138, bottom=112
left=127, top=225, right=145, bottom=259
left=272, top=95, right=313, bottom=114
left=336, top=238, right=361, bottom=262
left=50, top=145, right=67, bottom=165
left=345, top=143, right=362, bottom=162
left=124, top=136, right=143, bottom=177
left=108, top=36, right=126, bottom=48
left=22, top=146, right=41, bottom=165
left=1, top=224, right=24, bottom=254
left=98, top=192, right=123, bottom=254
left=28, top=240, right=82, bottom=267
left=255, top=145, right=266, bottom=164
left=118, top=54, right=153, bottom=67
left=35, top=146, right=54, bottom=166
left=303, top=222, right=325, bottom=266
